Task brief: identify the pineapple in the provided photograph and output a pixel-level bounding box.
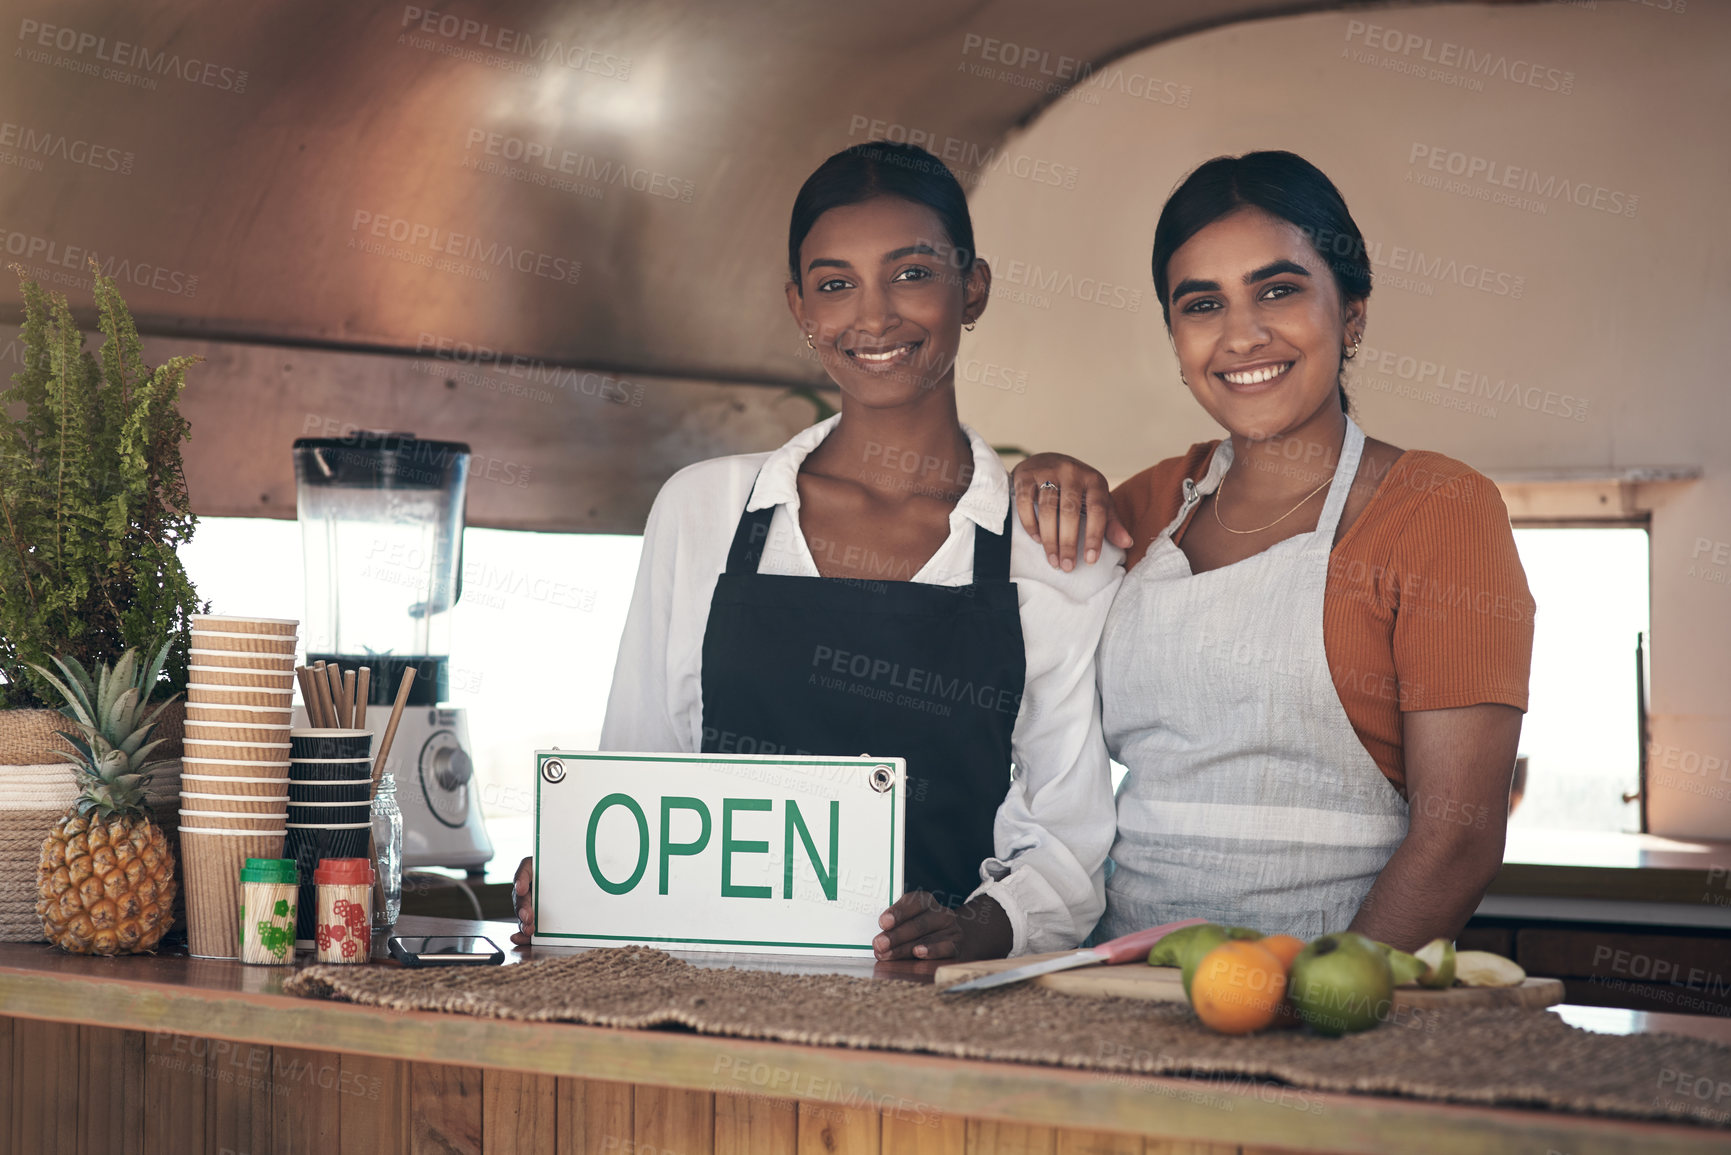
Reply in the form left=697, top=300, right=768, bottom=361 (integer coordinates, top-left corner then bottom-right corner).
left=30, top=643, right=180, bottom=955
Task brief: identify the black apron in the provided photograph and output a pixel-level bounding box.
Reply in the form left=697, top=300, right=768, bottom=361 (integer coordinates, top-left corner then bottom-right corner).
left=700, top=494, right=1027, bottom=907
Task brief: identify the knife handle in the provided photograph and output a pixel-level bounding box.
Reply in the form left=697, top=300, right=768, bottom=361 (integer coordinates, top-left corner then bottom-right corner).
left=1093, top=917, right=1209, bottom=965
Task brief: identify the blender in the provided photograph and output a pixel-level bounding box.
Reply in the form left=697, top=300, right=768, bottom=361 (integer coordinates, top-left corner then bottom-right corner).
left=293, top=432, right=493, bottom=874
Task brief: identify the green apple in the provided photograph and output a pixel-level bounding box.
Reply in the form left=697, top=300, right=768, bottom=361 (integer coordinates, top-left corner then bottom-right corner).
left=1385, top=948, right=1426, bottom=987
left=1455, top=950, right=1525, bottom=987
left=1147, top=924, right=1260, bottom=969
left=1288, top=932, right=1394, bottom=1036
left=1367, top=939, right=1429, bottom=987
left=1414, top=938, right=1456, bottom=989
left=1146, top=924, right=1213, bottom=968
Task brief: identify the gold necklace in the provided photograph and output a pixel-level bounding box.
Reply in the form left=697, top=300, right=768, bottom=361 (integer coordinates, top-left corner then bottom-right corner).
left=1212, top=469, right=1333, bottom=535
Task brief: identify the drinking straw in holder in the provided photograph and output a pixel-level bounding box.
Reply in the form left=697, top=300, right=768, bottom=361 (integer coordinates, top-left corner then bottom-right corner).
left=372, top=667, right=416, bottom=793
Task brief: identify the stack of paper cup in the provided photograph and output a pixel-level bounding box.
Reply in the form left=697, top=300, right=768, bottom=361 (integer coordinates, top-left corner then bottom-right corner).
left=180, top=615, right=298, bottom=959
left=287, top=728, right=374, bottom=949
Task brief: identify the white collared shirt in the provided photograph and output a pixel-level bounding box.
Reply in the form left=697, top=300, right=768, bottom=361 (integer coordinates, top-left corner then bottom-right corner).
left=600, top=415, right=1123, bottom=955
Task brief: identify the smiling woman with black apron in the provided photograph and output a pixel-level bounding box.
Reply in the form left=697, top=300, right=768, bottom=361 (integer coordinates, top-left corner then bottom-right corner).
left=701, top=493, right=1024, bottom=911
left=513, top=142, right=1122, bottom=961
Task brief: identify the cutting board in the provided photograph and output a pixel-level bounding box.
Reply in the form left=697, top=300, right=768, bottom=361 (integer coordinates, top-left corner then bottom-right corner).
left=933, top=952, right=1565, bottom=1010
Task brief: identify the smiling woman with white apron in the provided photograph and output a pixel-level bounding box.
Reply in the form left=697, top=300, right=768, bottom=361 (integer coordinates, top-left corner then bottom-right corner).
left=1014, top=151, right=1534, bottom=949
left=1097, top=419, right=1408, bottom=941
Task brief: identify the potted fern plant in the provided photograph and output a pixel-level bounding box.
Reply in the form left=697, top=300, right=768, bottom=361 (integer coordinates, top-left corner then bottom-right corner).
left=0, top=263, right=206, bottom=941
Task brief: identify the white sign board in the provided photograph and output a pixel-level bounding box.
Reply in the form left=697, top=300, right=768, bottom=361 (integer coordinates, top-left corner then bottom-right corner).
left=532, top=751, right=906, bottom=957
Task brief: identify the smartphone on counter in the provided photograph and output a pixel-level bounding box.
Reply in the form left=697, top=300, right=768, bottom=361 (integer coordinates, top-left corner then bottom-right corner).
left=387, top=935, right=506, bottom=967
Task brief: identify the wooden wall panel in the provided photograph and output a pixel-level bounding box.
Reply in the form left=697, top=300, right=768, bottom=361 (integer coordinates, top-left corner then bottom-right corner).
left=77, top=1026, right=144, bottom=1155
left=340, top=1053, right=411, bottom=1155
left=714, top=1093, right=796, bottom=1155
left=557, top=1078, right=633, bottom=1155
left=270, top=1046, right=341, bottom=1155
left=205, top=1038, right=272, bottom=1155
left=797, top=1102, right=879, bottom=1155
left=11, top=1018, right=77, bottom=1155
left=0, top=324, right=822, bottom=535
left=635, top=1086, right=714, bottom=1155
left=412, top=1063, right=484, bottom=1155
left=0, top=1014, right=11, bottom=1155
left=1054, top=1130, right=1144, bottom=1154
left=881, top=1110, right=966, bottom=1155
left=966, top=1120, right=1057, bottom=1155
left=483, top=1070, right=556, bottom=1154
left=141, top=1030, right=205, bottom=1155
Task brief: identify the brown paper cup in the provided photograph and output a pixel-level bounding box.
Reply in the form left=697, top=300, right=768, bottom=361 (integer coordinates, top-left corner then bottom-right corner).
left=183, top=741, right=291, bottom=763
left=181, top=775, right=289, bottom=803
left=185, top=721, right=295, bottom=745
left=186, top=704, right=294, bottom=724
left=190, top=665, right=295, bottom=690
left=192, top=630, right=298, bottom=655
left=181, top=771, right=292, bottom=796
left=187, top=684, right=296, bottom=708
left=178, top=808, right=289, bottom=830
left=192, top=615, right=299, bottom=637
left=189, top=649, right=297, bottom=671
left=181, top=793, right=290, bottom=815
left=181, top=827, right=287, bottom=959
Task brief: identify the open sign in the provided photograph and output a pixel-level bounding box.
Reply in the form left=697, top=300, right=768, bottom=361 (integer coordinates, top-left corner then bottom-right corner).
left=532, top=751, right=906, bottom=956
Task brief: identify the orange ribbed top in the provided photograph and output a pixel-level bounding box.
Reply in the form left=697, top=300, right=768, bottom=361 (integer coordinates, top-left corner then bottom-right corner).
left=1113, top=442, right=1536, bottom=792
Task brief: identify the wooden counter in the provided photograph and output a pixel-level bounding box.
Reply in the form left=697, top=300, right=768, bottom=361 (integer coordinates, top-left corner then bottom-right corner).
left=1488, top=829, right=1731, bottom=914
left=3, top=915, right=1728, bottom=1155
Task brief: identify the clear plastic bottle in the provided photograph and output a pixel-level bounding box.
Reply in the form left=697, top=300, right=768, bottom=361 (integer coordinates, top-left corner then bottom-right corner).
left=371, top=772, right=403, bottom=931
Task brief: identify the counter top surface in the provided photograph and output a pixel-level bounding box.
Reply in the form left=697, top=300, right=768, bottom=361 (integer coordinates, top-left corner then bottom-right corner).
left=3, top=914, right=1727, bottom=1044
left=4, top=916, right=1730, bottom=1154
left=0, top=914, right=944, bottom=993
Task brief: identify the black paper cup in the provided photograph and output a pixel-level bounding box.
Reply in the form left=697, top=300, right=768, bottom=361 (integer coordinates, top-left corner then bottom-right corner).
left=288, top=802, right=370, bottom=825
left=289, top=729, right=373, bottom=760
left=288, top=780, right=372, bottom=804
left=289, top=757, right=374, bottom=782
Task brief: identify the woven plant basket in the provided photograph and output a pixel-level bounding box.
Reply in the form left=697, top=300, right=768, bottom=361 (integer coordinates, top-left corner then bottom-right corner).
left=0, top=702, right=186, bottom=943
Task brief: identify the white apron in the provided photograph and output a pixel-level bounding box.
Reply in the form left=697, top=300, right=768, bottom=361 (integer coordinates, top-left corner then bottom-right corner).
left=1096, top=417, right=1409, bottom=941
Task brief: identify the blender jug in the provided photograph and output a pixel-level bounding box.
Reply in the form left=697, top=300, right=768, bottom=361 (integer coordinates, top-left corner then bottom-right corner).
left=293, top=433, right=469, bottom=703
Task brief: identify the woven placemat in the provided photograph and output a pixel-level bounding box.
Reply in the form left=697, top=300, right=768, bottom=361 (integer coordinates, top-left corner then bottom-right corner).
left=285, top=946, right=1731, bottom=1128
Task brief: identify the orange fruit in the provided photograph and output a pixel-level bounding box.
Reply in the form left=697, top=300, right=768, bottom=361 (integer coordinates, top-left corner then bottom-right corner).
left=1259, top=934, right=1306, bottom=970
left=1189, top=940, right=1289, bottom=1035
left=1255, top=935, right=1307, bottom=1029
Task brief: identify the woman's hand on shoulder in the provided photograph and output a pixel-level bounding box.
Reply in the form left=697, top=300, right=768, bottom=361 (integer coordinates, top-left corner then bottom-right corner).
left=1011, top=454, right=1132, bottom=570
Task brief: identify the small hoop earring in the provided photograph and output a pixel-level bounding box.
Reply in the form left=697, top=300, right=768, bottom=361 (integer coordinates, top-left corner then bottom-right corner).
left=805, top=333, right=816, bottom=350
left=964, top=321, right=976, bottom=332
left=1345, top=337, right=1360, bottom=360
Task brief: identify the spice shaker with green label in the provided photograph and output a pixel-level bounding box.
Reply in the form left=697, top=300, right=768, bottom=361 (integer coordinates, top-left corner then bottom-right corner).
left=239, top=859, right=300, bottom=965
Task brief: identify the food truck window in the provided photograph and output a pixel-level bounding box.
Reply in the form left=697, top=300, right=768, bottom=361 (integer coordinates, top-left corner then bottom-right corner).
left=1508, top=527, right=1650, bottom=834
left=172, top=521, right=1656, bottom=841
left=179, top=517, right=644, bottom=869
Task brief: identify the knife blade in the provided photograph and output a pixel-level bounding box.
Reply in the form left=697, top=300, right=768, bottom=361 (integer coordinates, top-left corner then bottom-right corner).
left=938, top=917, right=1208, bottom=994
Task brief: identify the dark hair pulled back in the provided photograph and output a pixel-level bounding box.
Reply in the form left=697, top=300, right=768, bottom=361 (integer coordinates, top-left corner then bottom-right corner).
left=1151, top=151, right=1371, bottom=412
left=788, top=142, right=975, bottom=289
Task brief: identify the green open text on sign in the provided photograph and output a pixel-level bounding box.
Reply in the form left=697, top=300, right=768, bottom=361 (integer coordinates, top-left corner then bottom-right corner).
left=532, top=751, right=906, bottom=956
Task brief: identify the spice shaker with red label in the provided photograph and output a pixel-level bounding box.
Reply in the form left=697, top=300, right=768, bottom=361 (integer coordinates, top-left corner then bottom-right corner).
left=313, top=857, right=375, bottom=964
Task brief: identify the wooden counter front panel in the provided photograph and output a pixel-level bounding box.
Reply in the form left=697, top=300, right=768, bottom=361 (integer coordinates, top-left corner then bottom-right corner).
left=6, top=1017, right=1256, bottom=1155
